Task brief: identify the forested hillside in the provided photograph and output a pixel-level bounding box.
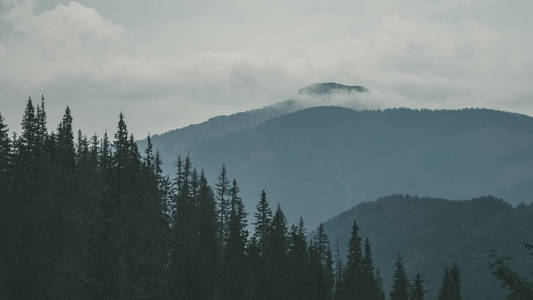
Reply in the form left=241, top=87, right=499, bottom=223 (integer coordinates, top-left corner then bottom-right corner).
left=178, top=106, right=533, bottom=227
left=137, top=82, right=367, bottom=169
left=1, top=98, right=450, bottom=300
left=320, top=195, right=533, bottom=300
left=2, top=97, right=531, bottom=299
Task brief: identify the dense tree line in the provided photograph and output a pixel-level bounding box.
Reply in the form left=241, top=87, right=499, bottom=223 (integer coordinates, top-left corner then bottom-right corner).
left=0, top=98, right=462, bottom=299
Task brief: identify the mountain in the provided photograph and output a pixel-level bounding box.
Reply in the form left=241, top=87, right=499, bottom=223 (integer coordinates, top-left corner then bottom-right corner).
left=137, top=99, right=300, bottom=167
left=138, top=82, right=368, bottom=172
left=142, top=84, right=533, bottom=227
left=182, top=106, right=533, bottom=227
left=319, top=194, right=533, bottom=300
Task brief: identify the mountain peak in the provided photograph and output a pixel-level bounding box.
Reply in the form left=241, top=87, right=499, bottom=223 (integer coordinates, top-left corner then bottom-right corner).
left=297, top=82, right=367, bottom=95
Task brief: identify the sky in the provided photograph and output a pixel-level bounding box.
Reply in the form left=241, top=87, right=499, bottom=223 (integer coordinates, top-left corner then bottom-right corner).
left=1, top=0, right=532, bottom=136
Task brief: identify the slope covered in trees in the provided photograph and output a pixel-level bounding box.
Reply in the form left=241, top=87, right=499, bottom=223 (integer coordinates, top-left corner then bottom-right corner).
left=137, top=82, right=367, bottom=164
left=320, top=195, right=533, bottom=300
left=0, top=97, right=425, bottom=300
left=148, top=104, right=533, bottom=228
left=3, top=97, right=530, bottom=300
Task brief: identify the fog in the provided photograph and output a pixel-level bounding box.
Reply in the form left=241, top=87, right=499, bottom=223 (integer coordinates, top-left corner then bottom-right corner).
left=1, top=0, right=532, bottom=136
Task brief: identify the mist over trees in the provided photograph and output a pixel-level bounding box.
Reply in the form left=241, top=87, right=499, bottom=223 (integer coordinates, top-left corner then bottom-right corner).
left=6, top=97, right=533, bottom=300
left=0, top=99, right=418, bottom=300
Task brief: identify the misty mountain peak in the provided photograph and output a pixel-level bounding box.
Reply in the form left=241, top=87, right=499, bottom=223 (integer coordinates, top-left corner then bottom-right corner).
left=297, top=82, right=367, bottom=95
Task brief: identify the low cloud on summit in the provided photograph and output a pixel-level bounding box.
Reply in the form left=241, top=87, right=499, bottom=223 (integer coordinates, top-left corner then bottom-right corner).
left=1, top=0, right=532, bottom=135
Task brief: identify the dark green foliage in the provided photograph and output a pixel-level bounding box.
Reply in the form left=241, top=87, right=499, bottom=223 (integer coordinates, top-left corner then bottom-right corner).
left=438, top=264, right=462, bottom=300
left=0, top=113, right=10, bottom=299
left=287, top=218, right=310, bottom=300
left=321, top=194, right=533, bottom=300
left=253, top=190, right=272, bottom=251
left=264, top=204, right=289, bottom=300
left=215, top=164, right=230, bottom=246
left=390, top=255, right=410, bottom=300
left=1, top=97, right=474, bottom=300
left=375, top=269, right=386, bottom=300
left=337, top=220, right=363, bottom=299
left=410, top=273, right=425, bottom=300
left=143, top=105, right=533, bottom=231
left=309, top=223, right=335, bottom=300
left=220, top=179, right=248, bottom=300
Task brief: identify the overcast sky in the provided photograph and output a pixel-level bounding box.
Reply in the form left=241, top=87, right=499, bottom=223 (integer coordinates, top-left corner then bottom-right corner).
left=1, top=0, right=532, bottom=136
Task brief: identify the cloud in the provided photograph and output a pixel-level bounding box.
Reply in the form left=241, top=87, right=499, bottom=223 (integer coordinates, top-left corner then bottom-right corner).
left=0, top=0, right=532, bottom=137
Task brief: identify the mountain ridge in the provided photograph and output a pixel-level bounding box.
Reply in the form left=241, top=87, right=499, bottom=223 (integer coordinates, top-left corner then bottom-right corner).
left=319, top=194, right=533, bottom=300
left=185, top=105, right=533, bottom=227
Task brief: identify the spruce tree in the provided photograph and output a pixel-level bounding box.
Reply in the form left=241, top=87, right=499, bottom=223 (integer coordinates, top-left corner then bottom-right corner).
left=195, top=170, right=218, bottom=300
left=310, top=223, right=334, bottom=300
left=245, top=235, right=262, bottom=300
left=339, top=220, right=363, bottom=299
left=438, top=264, right=462, bottom=300
left=288, top=218, right=309, bottom=300
left=253, top=190, right=272, bottom=251
left=221, top=179, right=248, bottom=300
left=0, top=114, right=10, bottom=298
left=334, top=242, right=343, bottom=299
left=410, top=273, right=425, bottom=300
left=10, top=97, right=43, bottom=299
left=375, top=269, right=386, bottom=300
left=265, top=204, right=289, bottom=300
left=361, top=237, right=379, bottom=300
left=449, top=263, right=462, bottom=300
left=390, top=255, right=410, bottom=300
left=0, top=113, right=10, bottom=192
left=438, top=267, right=451, bottom=300
left=215, top=164, right=231, bottom=245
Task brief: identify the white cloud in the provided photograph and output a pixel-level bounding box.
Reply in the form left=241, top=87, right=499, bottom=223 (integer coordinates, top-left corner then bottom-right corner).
left=0, top=0, right=532, bottom=136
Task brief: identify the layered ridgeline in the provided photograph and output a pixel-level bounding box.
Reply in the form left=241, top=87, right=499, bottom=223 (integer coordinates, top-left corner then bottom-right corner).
left=142, top=94, right=533, bottom=227
left=320, top=195, right=533, bottom=300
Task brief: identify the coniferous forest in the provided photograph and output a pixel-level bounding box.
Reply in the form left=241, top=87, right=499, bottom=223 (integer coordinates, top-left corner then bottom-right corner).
left=2, top=98, right=531, bottom=300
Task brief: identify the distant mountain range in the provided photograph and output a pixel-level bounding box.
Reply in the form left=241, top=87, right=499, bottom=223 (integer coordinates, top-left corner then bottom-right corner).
left=139, top=83, right=533, bottom=227
left=319, top=195, right=533, bottom=300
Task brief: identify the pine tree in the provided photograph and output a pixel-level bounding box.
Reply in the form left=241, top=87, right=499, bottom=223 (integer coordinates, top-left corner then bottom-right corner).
left=253, top=190, right=272, bottom=251
left=0, top=113, right=10, bottom=189
left=361, top=237, right=379, bottom=300
left=334, top=241, right=343, bottom=299
left=410, top=273, right=425, bottom=300
left=310, top=223, right=334, bottom=300
left=0, top=113, right=10, bottom=298
left=194, top=170, right=218, bottom=300
left=245, top=235, right=262, bottom=300
left=215, top=164, right=231, bottom=246
left=20, top=97, right=39, bottom=155
left=36, top=95, right=47, bottom=146
left=9, top=97, right=44, bottom=299
left=338, top=220, right=363, bottom=299
left=449, top=263, right=462, bottom=300
left=438, top=267, right=451, bottom=300
left=390, top=255, right=410, bottom=300
left=265, top=204, right=289, bottom=300
left=288, top=218, right=309, bottom=300
left=375, top=269, right=386, bottom=300
left=438, top=264, right=462, bottom=300
left=221, top=179, right=248, bottom=300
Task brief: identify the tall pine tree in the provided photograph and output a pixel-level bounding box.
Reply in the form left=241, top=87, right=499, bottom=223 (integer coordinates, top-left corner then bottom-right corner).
left=410, top=273, right=425, bottom=300
left=390, top=255, right=410, bottom=300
